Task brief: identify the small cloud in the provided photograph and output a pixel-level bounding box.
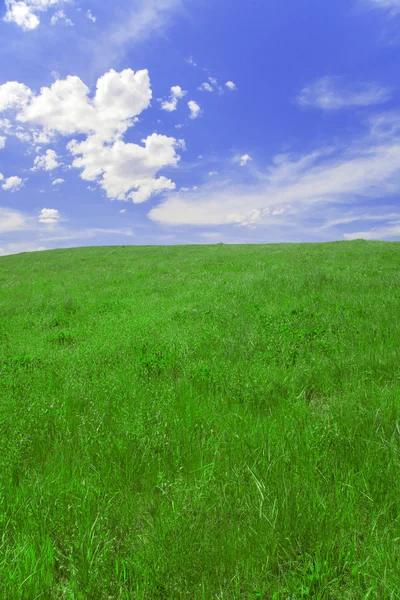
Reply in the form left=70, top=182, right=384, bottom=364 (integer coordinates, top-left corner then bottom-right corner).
left=0, top=136, right=6, bottom=149
left=209, top=171, right=218, bottom=176
left=38, top=208, right=60, bottom=225
left=32, top=149, right=60, bottom=171
left=2, top=176, right=23, bottom=191
left=50, top=10, right=73, bottom=26
left=175, top=123, right=184, bottom=129
left=238, top=154, right=252, bottom=166
left=160, top=85, right=187, bottom=112
left=186, top=57, right=197, bottom=67
left=120, top=208, right=126, bottom=213
left=296, top=76, right=393, bottom=110
left=176, top=138, right=187, bottom=151
left=86, top=9, right=96, bottom=22
left=226, top=81, right=237, bottom=91
left=199, top=82, right=214, bottom=92
left=188, top=100, right=202, bottom=119
left=52, top=178, right=65, bottom=185
left=199, top=77, right=223, bottom=93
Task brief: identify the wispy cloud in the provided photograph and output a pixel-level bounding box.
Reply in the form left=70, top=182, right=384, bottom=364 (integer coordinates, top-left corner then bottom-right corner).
left=296, top=76, right=393, bottom=109
left=146, top=110, right=400, bottom=242
left=365, top=0, right=400, bottom=15
left=87, top=0, right=184, bottom=73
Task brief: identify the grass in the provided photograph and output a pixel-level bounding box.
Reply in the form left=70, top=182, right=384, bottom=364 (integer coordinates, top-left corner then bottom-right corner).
left=0, top=239, right=399, bottom=599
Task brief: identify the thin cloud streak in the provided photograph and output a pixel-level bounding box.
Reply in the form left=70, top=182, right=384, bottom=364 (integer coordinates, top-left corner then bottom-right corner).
left=85, top=0, right=185, bottom=74
left=296, top=76, right=393, bottom=110
left=147, top=114, right=400, bottom=238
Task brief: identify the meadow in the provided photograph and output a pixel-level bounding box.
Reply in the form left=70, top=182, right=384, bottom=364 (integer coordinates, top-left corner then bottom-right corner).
left=0, top=239, right=399, bottom=599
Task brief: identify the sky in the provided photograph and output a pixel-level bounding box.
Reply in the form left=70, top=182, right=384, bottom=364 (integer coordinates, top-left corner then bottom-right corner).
left=1, top=0, right=400, bottom=256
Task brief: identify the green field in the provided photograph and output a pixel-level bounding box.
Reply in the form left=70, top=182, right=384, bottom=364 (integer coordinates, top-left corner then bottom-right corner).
left=0, top=240, right=399, bottom=599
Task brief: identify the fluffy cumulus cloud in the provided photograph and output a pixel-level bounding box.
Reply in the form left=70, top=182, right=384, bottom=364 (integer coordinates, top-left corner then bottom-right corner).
left=188, top=100, right=201, bottom=119
left=15, top=69, right=152, bottom=142
left=67, top=132, right=181, bottom=203
left=0, top=68, right=185, bottom=204
left=160, top=85, right=187, bottom=112
left=1, top=175, right=24, bottom=191
left=32, top=149, right=60, bottom=171
left=3, top=0, right=67, bottom=31
left=225, top=81, right=237, bottom=91
left=38, top=208, right=61, bottom=224
left=0, top=81, right=33, bottom=112
left=296, top=76, right=393, bottom=110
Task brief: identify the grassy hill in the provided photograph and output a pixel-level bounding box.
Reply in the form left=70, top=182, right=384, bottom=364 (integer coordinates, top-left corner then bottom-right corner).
left=0, top=240, right=399, bottom=599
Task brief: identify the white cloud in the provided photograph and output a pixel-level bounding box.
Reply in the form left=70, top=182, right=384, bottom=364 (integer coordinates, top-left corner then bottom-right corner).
left=0, top=82, right=33, bottom=112
left=0, top=174, right=3, bottom=180
left=0, top=118, right=13, bottom=133
left=0, top=137, right=6, bottom=149
left=199, top=82, right=213, bottom=92
left=160, top=85, right=187, bottom=112
left=32, top=149, right=60, bottom=171
left=2, top=176, right=24, bottom=191
left=186, top=57, right=197, bottom=67
left=51, top=9, right=73, bottom=26
left=3, top=1, right=40, bottom=30
left=225, top=81, right=237, bottom=91
left=198, top=77, right=223, bottom=93
left=52, top=178, right=65, bottom=185
left=86, top=9, right=96, bottom=22
left=0, top=69, right=184, bottom=205
left=13, top=69, right=152, bottom=142
left=188, top=100, right=201, bottom=119
left=38, top=208, right=61, bottom=224
left=208, top=171, right=218, bottom=176
left=296, top=76, right=393, bottom=110
left=67, top=132, right=181, bottom=203
left=11, top=127, right=55, bottom=147
left=3, top=0, right=67, bottom=31
left=146, top=114, right=400, bottom=237
left=238, top=154, right=252, bottom=166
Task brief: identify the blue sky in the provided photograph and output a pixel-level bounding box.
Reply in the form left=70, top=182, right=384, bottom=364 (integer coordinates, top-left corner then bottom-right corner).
left=1, top=0, right=400, bottom=256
